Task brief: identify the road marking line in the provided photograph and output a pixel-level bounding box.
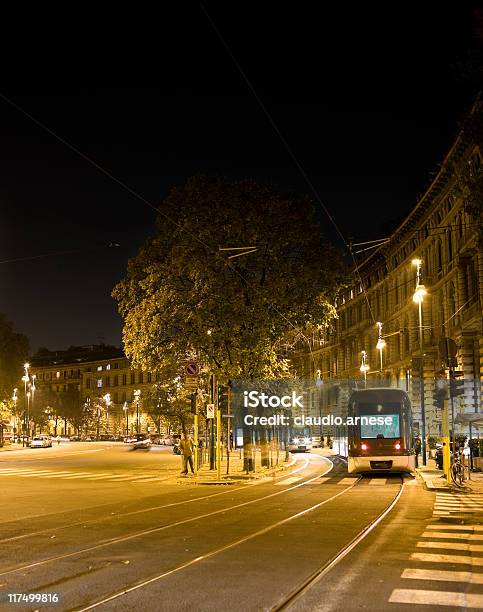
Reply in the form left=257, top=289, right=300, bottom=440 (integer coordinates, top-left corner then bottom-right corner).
left=61, top=473, right=104, bottom=479
left=275, top=477, right=301, bottom=485
left=411, top=552, right=483, bottom=566
left=422, top=531, right=483, bottom=541
left=389, top=588, right=483, bottom=608
left=417, top=541, right=483, bottom=552
left=368, top=479, right=387, bottom=485
left=425, top=524, right=483, bottom=532
left=1, top=470, right=61, bottom=476
left=401, top=568, right=483, bottom=584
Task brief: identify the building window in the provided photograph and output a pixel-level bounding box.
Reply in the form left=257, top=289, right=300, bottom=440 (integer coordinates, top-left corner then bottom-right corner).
left=56, top=371, right=60, bottom=379
left=139, top=373, right=144, bottom=384
left=86, top=379, right=91, bottom=389
left=147, top=373, right=152, bottom=383
left=122, top=374, right=127, bottom=385
left=106, top=364, right=111, bottom=370
left=97, top=365, right=103, bottom=372
left=97, top=378, right=102, bottom=388
left=114, top=375, right=118, bottom=386
left=114, top=363, right=119, bottom=369
left=105, top=376, right=110, bottom=387
left=113, top=392, right=118, bottom=403
left=436, top=240, right=443, bottom=273
left=122, top=392, right=126, bottom=402
left=130, top=373, right=135, bottom=385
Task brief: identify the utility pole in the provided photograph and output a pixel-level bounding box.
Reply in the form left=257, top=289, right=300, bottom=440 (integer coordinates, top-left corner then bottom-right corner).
left=192, top=393, right=199, bottom=475
left=209, top=374, right=215, bottom=470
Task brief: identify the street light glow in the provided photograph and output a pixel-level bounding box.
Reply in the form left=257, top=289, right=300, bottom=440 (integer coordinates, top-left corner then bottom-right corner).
left=412, top=284, right=427, bottom=303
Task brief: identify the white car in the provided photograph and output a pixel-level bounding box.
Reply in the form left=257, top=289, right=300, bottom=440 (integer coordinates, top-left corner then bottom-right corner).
left=30, top=435, right=52, bottom=448
left=288, top=436, right=312, bottom=452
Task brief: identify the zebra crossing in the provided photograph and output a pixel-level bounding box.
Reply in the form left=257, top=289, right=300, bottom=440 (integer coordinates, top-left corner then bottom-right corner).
left=305, top=476, right=400, bottom=486
left=0, top=467, right=170, bottom=483
left=433, top=491, right=483, bottom=517
left=389, top=490, right=483, bottom=609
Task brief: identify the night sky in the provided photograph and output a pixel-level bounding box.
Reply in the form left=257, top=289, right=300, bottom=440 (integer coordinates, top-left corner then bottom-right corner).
left=0, top=5, right=480, bottom=353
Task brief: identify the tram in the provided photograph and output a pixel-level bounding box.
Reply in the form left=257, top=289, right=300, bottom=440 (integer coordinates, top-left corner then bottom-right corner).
left=333, top=388, right=415, bottom=474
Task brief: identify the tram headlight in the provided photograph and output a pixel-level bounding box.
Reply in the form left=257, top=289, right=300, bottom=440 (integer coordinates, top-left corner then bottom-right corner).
left=395, top=442, right=401, bottom=450
left=361, top=443, right=368, bottom=451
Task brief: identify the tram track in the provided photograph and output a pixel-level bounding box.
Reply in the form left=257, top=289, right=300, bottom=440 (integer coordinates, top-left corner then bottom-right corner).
left=74, top=469, right=361, bottom=611
left=270, top=475, right=406, bottom=611
left=0, top=455, right=334, bottom=579
left=0, top=454, right=307, bottom=545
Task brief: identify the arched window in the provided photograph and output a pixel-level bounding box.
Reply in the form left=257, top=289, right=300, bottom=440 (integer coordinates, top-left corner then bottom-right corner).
left=447, top=230, right=453, bottom=261
left=436, top=240, right=443, bottom=273
left=403, top=317, right=410, bottom=353
left=448, top=283, right=456, bottom=326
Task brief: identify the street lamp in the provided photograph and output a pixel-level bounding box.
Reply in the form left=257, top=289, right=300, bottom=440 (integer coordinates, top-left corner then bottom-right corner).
left=123, top=401, right=129, bottom=437
left=22, top=362, right=29, bottom=446
left=103, top=393, right=111, bottom=434
left=31, top=375, right=36, bottom=435
left=360, top=351, right=370, bottom=387
left=412, top=258, right=427, bottom=465
left=133, top=389, right=141, bottom=433
left=376, top=322, right=386, bottom=373
left=12, top=388, right=18, bottom=442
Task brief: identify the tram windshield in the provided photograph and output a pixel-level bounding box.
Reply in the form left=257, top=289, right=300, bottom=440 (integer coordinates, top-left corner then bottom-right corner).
left=360, top=414, right=400, bottom=439
left=356, top=402, right=401, bottom=439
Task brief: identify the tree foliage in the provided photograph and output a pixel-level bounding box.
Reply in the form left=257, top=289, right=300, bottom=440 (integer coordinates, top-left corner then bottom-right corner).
left=0, top=313, right=29, bottom=401
left=113, top=176, right=347, bottom=385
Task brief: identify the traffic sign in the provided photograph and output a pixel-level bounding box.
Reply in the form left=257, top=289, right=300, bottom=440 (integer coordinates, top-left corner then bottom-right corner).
left=186, top=362, right=198, bottom=376
left=206, top=404, right=215, bottom=419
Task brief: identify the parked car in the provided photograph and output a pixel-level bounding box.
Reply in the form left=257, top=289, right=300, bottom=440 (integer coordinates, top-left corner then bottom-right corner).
left=30, top=435, right=52, bottom=448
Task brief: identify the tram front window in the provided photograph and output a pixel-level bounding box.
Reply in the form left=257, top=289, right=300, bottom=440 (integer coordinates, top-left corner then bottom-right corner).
left=360, top=414, right=400, bottom=439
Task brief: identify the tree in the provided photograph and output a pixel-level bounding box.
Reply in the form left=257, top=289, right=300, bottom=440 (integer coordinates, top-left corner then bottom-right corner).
left=0, top=313, right=29, bottom=402
left=113, top=176, right=346, bottom=384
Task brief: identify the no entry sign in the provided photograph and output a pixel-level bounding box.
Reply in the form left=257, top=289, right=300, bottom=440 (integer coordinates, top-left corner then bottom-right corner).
left=186, top=362, right=198, bottom=376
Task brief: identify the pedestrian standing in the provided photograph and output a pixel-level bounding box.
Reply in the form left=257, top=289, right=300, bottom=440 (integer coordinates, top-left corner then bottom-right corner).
left=179, top=434, right=194, bottom=475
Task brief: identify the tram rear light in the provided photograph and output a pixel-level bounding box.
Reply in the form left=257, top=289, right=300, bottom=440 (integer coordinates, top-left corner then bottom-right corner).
left=361, top=443, right=368, bottom=451
left=395, top=442, right=401, bottom=450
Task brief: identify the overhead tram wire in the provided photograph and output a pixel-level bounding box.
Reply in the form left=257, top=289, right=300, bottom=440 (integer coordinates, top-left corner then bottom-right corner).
left=199, top=2, right=378, bottom=326
left=0, top=244, right=120, bottom=266
left=0, top=93, right=317, bottom=365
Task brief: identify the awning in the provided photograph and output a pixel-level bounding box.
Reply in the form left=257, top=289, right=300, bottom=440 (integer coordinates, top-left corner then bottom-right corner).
left=454, top=413, right=483, bottom=428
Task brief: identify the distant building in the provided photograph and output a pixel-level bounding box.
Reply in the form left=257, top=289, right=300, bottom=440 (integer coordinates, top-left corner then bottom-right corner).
left=30, top=345, right=166, bottom=437
left=292, top=100, right=482, bottom=437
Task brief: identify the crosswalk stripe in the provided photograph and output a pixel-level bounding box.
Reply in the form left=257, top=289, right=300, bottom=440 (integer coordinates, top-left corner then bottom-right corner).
left=389, top=588, right=483, bottom=608
left=422, top=531, right=483, bottom=541
left=401, top=568, right=483, bottom=584
left=369, top=479, right=387, bottom=485
left=411, top=552, right=483, bottom=566
left=417, top=541, right=483, bottom=552
left=337, top=478, right=359, bottom=485
left=4, top=470, right=60, bottom=477
left=36, top=472, right=79, bottom=478
left=425, top=524, right=483, bottom=532
left=275, top=477, right=301, bottom=486
left=61, top=473, right=107, bottom=479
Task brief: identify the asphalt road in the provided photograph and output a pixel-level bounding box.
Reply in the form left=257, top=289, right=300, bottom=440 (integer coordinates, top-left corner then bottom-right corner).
left=0, top=444, right=481, bottom=612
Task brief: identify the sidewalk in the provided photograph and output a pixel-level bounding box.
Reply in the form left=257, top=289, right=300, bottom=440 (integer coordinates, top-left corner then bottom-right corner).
left=416, top=457, right=483, bottom=493
left=178, top=448, right=296, bottom=485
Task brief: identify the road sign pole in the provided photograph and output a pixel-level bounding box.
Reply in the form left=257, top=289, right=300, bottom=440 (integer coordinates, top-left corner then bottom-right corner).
left=216, top=405, right=221, bottom=481
left=442, top=397, right=450, bottom=482
left=194, top=395, right=199, bottom=475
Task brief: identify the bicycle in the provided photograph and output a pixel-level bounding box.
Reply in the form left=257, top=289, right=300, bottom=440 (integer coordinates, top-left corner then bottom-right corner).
left=450, top=450, right=471, bottom=487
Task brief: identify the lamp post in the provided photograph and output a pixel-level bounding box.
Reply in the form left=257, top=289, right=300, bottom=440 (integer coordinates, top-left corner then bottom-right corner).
left=123, top=401, right=129, bottom=437
left=134, top=389, right=141, bottom=433
left=12, top=388, right=18, bottom=442
left=31, top=375, right=36, bottom=435
left=412, top=258, right=427, bottom=466
left=360, top=351, right=370, bottom=387
left=22, top=362, right=29, bottom=447
left=103, top=393, right=111, bottom=434
left=376, top=322, right=386, bottom=373
left=96, top=398, right=101, bottom=441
